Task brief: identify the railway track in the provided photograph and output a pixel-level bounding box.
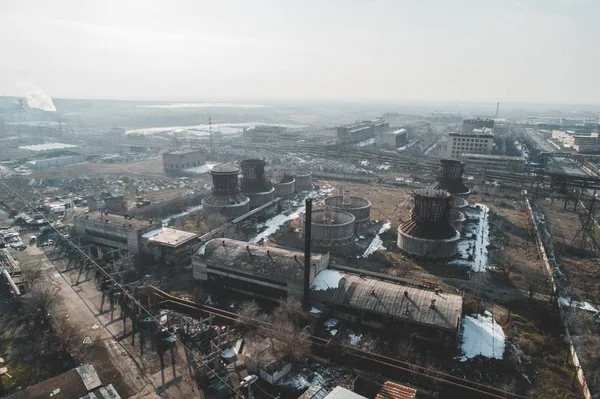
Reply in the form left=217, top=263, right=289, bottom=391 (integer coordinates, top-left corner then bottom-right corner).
left=148, top=286, right=525, bottom=399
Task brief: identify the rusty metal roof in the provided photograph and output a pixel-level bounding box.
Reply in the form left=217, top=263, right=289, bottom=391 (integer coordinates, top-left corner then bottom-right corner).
left=311, top=272, right=463, bottom=332
left=376, top=382, right=417, bottom=399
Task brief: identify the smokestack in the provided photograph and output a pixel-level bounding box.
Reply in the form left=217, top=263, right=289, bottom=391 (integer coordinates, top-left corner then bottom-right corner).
left=303, top=198, right=312, bottom=310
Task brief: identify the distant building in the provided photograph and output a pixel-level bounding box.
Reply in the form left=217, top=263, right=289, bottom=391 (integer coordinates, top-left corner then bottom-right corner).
left=462, top=118, right=494, bottom=133
left=460, top=153, right=525, bottom=172
left=26, top=151, right=86, bottom=170
left=572, top=133, right=600, bottom=153
left=75, top=211, right=161, bottom=255
left=551, top=130, right=576, bottom=147
left=446, top=129, right=494, bottom=158
left=244, top=125, right=288, bottom=143
left=163, top=149, right=206, bottom=173
left=336, top=119, right=389, bottom=144
left=377, top=128, right=408, bottom=149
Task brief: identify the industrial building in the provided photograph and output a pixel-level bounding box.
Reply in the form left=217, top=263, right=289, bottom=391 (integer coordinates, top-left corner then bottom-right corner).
left=244, top=125, right=288, bottom=143
left=397, top=189, right=460, bottom=258
left=140, top=227, right=200, bottom=267
left=311, top=270, right=463, bottom=334
left=377, top=128, right=408, bottom=149
left=240, top=159, right=275, bottom=209
left=26, top=151, right=86, bottom=170
left=336, top=119, right=389, bottom=144
left=75, top=211, right=161, bottom=255
left=446, top=129, right=494, bottom=158
left=460, top=153, right=525, bottom=172
left=572, top=133, right=600, bottom=153
left=201, top=164, right=250, bottom=219
left=303, top=206, right=355, bottom=246
left=324, top=189, right=371, bottom=225
left=462, top=118, right=494, bottom=133
left=163, top=149, right=206, bottom=173
left=192, top=238, right=330, bottom=299
left=428, top=159, right=470, bottom=196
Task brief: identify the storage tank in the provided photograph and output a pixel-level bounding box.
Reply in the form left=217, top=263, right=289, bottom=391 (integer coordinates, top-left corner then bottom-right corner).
left=302, top=206, right=355, bottom=246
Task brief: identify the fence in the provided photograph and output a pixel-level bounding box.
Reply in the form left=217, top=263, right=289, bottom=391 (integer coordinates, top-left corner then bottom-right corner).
left=525, top=197, right=592, bottom=399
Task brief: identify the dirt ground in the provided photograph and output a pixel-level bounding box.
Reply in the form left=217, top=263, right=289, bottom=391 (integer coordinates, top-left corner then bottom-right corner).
left=29, top=158, right=168, bottom=179
left=6, top=240, right=202, bottom=398
left=541, top=201, right=600, bottom=304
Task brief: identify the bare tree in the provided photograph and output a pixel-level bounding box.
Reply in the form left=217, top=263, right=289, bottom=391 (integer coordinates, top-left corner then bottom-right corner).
left=495, top=260, right=517, bottom=278
left=27, top=285, right=58, bottom=329
left=523, top=268, right=545, bottom=300
left=54, top=317, right=101, bottom=364
left=272, top=298, right=303, bottom=324
left=269, top=320, right=311, bottom=364
left=20, top=261, right=43, bottom=290
left=237, top=300, right=264, bottom=329
left=205, top=213, right=228, bottom=231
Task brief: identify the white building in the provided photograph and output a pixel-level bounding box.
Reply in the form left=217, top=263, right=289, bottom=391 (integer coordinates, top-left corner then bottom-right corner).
left=163, top=149, right=206, bottom=172
left=446, top=129, right=494, bottom=158
left=461, top=153, right=525, bottom=172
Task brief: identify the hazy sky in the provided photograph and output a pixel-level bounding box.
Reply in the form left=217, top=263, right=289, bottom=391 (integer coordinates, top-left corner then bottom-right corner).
left=0, top=0, right=598, bottom=104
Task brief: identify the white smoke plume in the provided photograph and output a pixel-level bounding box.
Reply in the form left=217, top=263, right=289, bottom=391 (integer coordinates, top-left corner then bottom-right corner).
left=16, top=80, right=56, bottom=112
left=26, top=90, right=56, bottom=112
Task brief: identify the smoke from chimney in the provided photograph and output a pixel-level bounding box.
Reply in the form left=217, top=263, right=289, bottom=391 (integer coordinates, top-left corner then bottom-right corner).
left=17, top=81, right=56, bottom=112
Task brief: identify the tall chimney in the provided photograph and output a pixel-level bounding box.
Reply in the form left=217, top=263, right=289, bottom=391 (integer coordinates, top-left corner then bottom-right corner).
left=303, top=198, right=312, bottom=310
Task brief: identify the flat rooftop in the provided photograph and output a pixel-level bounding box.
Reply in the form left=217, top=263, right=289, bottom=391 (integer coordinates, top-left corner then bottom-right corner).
left=198, top=238, right=326, bottom=281
left=165, top=149, right=205, bottom=155
left=144, top=227, right=198, bottom=247
left=78, top=211, right=157, bottom=231
left=311, top=272, right=463, bottom=332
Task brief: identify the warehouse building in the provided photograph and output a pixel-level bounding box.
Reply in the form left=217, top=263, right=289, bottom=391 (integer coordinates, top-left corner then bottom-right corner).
left=244, top=125, right=288, bottom=143
left=336, top=119, right=390, bottom=144
left=75, top=211, right=161, bottom=255
left=462, top=118, right=494, bottom=133
left=26, top=151, right=87, bottom=170
left=192, top=238, right=330, bottom=299
left=311, top=270, right=463, bottom=335
left=163, top=149, right=206, bottom=173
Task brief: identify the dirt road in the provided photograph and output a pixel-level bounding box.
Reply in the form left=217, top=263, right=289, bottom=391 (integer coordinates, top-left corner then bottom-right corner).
left=18, top=243, right=200, bottom=398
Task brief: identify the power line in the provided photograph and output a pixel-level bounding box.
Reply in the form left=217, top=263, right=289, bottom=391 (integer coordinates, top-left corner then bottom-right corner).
left=0, top=179, right=244, bottom=398
left=154, top=292, right=527, bottom=399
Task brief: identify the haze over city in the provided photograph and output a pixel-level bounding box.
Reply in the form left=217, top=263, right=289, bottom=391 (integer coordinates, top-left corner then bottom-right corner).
left=1, top=0, right=598, bottom=104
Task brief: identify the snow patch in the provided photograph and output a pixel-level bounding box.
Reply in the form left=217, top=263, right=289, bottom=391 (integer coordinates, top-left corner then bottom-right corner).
left=19, top=143, right=78, bottom=152
left=360, top=222, right=391, bottom=258
left=311, top=270, right=343, bottom=291
left=450, top=204, right=490, bottom=272
left=183, top=164, right=214, bottom=174
left=360, top=160, right=369, bottom=166
left=348, top=332, right=362, bottom=345
left=142, top=228, right=163, bottom=238
left=559, top=297, right=598, bottom=313
left=221, top=347, right=237, bottom=358
left=162, top=204, right=203, bottom=226
left=460, top=311, right=505, bottom=361
left=310, top=306, right=322, bottom=314
left=324, top=319, right=339, bottom=328
left=356, top=138, right=376, bottom=147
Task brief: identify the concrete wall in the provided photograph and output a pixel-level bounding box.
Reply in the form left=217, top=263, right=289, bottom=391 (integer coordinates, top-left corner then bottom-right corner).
left=245, top=188, right=275, bottom=209
left=397, top=229, right=460, bottom=259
